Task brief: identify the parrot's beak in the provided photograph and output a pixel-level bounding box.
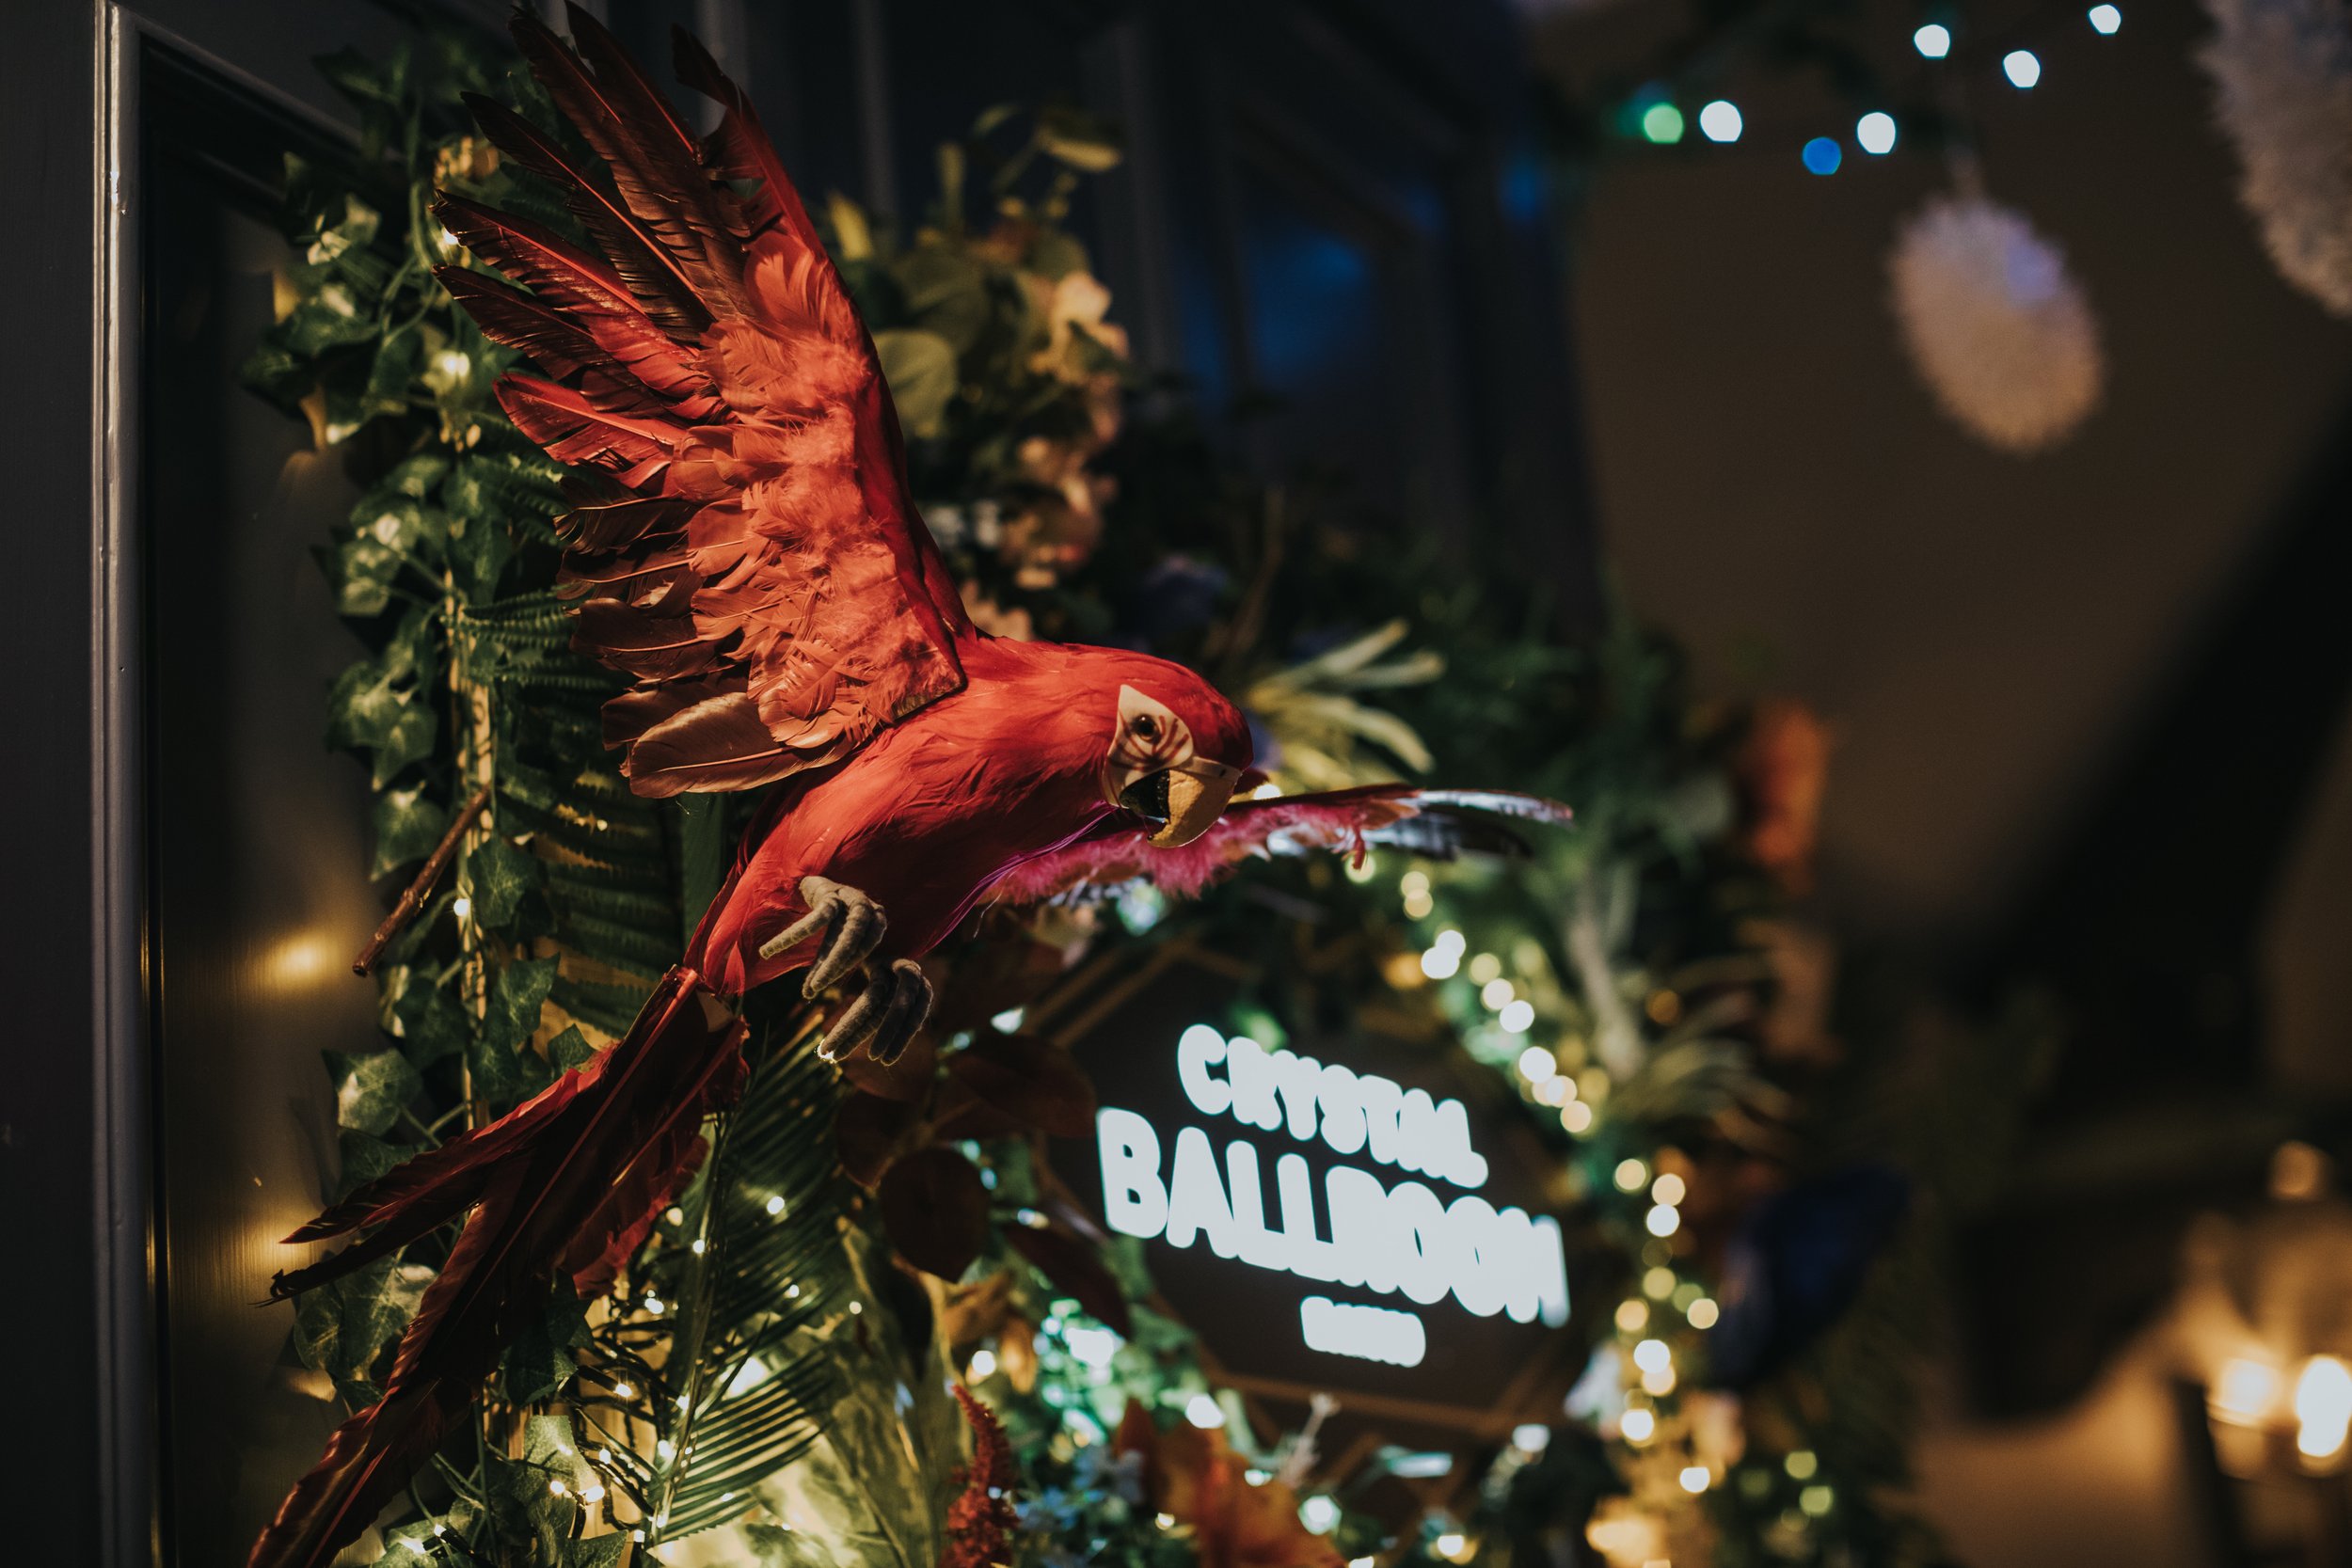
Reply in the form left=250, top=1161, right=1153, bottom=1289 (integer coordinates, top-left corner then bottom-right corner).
left=1121, top=767, right=1236, bottom=847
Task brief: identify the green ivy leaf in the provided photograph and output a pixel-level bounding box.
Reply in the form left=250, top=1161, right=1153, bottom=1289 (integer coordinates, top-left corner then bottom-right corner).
left=874, top=329, right=959, bottom=439
left=373, top=784, right=451, bottom=878
left=470, top=957, right=559, bottom=1104
left=564, top=1538, right=630, bottom=1568
left=325, top=1046, right=424, bottom=1135
left=336, top=1128, right=423, bottom=1196
left=330, top=533, right=401, bottom=617
left=481, top=1447, right=575, bottom=1562
left=465, top=834, right=546, bottom=935
left=547, top=1023, right=596, bottom=1074
left=292, top=1255, right=432, bottom=1395
left=363, top=325, right=423, bottom=420
left=383, top=451, right=450, bottom=498
left=447, top=507, right=515, bottom=604
left=501, top=1291, right=590, bottom=1405
left=326, top=652, right=436, bottom=787
left=387, top=967, right=472, bottom=1069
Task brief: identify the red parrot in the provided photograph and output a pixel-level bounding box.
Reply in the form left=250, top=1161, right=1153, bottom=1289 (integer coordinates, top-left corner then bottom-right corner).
left=250, top=12, right=1569, bottom=1568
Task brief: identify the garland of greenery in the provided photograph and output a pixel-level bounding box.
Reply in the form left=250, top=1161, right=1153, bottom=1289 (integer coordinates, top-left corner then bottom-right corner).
left=246, top=24, right=2046, bottom=1568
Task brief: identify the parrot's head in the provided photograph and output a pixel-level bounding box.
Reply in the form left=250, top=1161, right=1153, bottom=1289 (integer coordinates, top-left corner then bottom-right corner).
left=1089, top=656, right=1254, bottom=849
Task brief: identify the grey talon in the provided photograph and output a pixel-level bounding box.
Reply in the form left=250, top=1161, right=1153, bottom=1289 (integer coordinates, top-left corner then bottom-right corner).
left=817, top=967, right=894, bottom=1062
left=754, top=875, right=888, bottom=998
left=867, top=960, right=933, bottom=1067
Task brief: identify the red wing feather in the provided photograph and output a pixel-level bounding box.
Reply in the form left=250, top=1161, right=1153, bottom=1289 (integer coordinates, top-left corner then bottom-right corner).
left=987, top=785, right=1575, bottom=906
left=439, top=10, right=972, bottom=798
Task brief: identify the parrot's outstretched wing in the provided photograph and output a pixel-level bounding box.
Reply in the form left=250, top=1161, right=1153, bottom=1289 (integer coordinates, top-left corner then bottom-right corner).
left=438, top=7, right=973, bottom=798
left=987, top=784, right=1574, bottom=906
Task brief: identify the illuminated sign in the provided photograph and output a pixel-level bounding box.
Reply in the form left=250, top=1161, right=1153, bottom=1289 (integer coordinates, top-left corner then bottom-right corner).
left=1092, top=1023, right=1569, bottom=1372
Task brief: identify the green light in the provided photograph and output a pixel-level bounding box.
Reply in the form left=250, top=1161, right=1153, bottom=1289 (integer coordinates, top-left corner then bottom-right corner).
left=1641, top=103, right=1686, bottom=144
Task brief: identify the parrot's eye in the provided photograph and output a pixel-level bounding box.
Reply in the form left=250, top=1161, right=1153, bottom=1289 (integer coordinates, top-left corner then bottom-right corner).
left=1131, top=714, right=1160, bottom=742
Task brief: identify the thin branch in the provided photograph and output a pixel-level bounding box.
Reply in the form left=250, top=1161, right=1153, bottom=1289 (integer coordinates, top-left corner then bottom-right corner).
left=353, top=783, right=494, bottom=975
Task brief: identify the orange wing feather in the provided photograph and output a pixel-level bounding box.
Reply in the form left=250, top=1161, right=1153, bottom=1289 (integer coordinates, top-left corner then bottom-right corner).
left=440, top=6, right=972, bottom=797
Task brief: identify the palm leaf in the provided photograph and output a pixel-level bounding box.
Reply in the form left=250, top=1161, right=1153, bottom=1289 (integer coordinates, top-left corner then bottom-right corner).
left=584, top=1016, right=853, bottom=1544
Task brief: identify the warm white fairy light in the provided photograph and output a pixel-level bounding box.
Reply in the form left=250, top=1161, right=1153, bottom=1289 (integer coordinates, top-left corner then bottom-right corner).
left=1699, top=100, right=1743, bottom=142
left=2214, top=1357, right=2280, bottom=1422
left=2004, top=49, right=2042, bottom=87
left=766, top=1195, right=787, bottom=1216
left=1688, top=1297, right=1720, bottom=1328
left=1534, top=1073, right=1570, bottom=1105
left=1613, top=1159, right=1648, bottom=1193
left=1645, top=1204, right=1680, bottom=1237
left=969, top=1349, right=998, bottom=1380
left=1642, top=1362, right=1677, bottom=1396
left=1421, top=929, right=1465, bottom=980
left=1652, top=1173, right=1687, bottom=1207
left=1786, top=1449, right=1820, bottom=1479
left=1498, top=1000, right=1535, bottom=1034
left=612, top=1381, right=634, bottom=1401
left=1632, top=1338, right=1671, bottom=1373
left=2089, top=3, right=2122, bottom=30
left=1915, top=22, right=1953, bottom=55
left=1517, top=1045, right=1556, bottom=1082
left=1616, top=1299, right=1649, bottom=1332
left=644, top=1295, right=664, bottom=1316
left=1400, top=870, right=1434, bottom=919
left=1482, top=977, right=1515, bottom=1009
left=2296, top=1356, right=2352, bottom=1459
left=1643, top=1266, right=1677, bottom=1300
left=1561, top=1101, right=1593, bottom=1132
left=1186, top=1394, right=1225, bottom=1428
left=1621, top=1407, right=1657, bottom=1442
left=1469, top=952, right=1503, bottom=986
left=1680, top=1465, right=1711, bottom=1494
left=451, top=895, right=473, bottom=920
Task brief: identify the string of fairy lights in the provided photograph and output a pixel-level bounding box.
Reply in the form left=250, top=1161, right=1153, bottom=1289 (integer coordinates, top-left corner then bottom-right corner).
left=1613, top=1, right=2130, bottom=175
left=1367, top=859, right=1754, bottom=1558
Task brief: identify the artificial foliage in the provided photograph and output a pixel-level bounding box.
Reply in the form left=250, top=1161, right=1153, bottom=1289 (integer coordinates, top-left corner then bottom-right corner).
left=241, top=19, right=2039, bottom=1568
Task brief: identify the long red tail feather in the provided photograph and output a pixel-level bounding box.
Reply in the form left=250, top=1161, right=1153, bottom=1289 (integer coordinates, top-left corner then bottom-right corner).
left=249, top=969, right=746, bottom=1568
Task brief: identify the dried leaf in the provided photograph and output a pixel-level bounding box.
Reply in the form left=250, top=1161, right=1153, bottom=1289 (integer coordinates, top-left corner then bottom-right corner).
left=836, top=1090, right=922, bottom=1190
left=946, top=1031, right=1095, bottom=1138
left=1002, top=1222, right=1131, bottom=1336
left=879, top=1148, right=990, bottom=1279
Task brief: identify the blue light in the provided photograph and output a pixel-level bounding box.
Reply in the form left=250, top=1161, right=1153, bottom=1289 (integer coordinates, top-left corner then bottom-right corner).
left=1802, top=137, right=1843, bottom=176
left=2088, top=3, right=2122, bottom=31
left=2004, top=49, right=2043, bottom=87
left=1914, top=23, right=1952, bottom=56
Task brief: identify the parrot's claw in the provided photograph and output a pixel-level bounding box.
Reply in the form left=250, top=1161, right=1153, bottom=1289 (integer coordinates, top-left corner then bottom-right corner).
left=817, top=958, right=933, bottom=1066
left=757, top=876, right=888, bottom=994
